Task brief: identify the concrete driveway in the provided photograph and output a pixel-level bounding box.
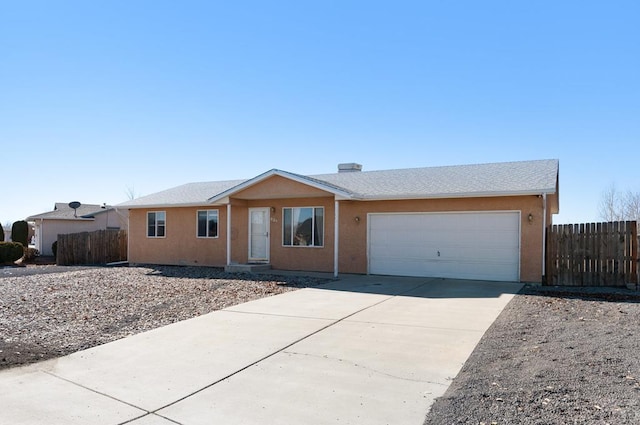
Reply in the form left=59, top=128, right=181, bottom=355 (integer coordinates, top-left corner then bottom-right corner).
left=0, top=274, right=521, bottom=425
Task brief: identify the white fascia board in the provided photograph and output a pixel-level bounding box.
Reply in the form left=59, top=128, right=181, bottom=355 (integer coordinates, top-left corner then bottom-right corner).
left=207, top=169, right=354, bottom=203
left=47, top=217, right=96, bottom=222
left=359, top=188, right=557, bottom=201
left=26, top=215, right=96, bottom=221
left=121, top=202, right=213, bottom=210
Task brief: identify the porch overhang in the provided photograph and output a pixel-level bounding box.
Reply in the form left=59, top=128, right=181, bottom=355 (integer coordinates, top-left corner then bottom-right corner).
left=207, top=169, right=355, bottom=204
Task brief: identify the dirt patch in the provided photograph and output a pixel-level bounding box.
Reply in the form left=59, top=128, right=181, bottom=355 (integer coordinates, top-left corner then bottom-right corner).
left=424, top=286, right=640, bottom=424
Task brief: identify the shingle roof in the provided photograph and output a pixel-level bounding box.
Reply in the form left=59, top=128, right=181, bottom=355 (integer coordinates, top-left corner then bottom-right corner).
left=27, top=203, right=105, bottom=221
left=311, top=159, right=559, bottom=199
left=116, top=159, right=558, bottom=208
left=118, top=180, right=246, bottom=208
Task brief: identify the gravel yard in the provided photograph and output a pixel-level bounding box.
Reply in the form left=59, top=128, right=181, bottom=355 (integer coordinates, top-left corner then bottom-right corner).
left=424, top=286, right=640, bottom=425
left=4, top=265, right=640, bottom=425
left=0, top=265, right=329, bottom=370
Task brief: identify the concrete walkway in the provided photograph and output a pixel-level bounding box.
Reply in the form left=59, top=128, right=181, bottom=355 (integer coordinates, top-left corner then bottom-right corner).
left=0, top=274, right=521, bottom=425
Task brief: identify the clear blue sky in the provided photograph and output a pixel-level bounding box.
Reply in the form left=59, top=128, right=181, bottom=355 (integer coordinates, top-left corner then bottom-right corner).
left=2, top=1, right=638, bottom=226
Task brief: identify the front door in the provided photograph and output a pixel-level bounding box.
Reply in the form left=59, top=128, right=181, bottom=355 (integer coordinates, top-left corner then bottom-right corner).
left=249, top=208, right=270, bottom=263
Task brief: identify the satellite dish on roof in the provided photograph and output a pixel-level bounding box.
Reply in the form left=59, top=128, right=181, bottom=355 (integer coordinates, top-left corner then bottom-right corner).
left=68, top=201, right=81, bottom=218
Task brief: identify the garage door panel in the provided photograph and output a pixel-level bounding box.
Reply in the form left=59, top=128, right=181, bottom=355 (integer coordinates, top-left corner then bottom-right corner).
left=368, top=212, right=520, bottom=282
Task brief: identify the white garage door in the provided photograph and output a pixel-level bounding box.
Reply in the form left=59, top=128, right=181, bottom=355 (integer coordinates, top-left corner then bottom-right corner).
left=368, top=212, right=520, bottom=282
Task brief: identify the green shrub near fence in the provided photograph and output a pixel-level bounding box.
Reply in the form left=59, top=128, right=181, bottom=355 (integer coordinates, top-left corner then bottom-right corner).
left=0, top=242, right=25, bottom=264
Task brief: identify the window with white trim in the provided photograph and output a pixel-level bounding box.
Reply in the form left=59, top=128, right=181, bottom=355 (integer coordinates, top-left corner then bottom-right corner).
left=147, top=211, right=166, bottom=238
left=197, top=210, right=219, bottom=238
left=283, top=207, right=324, bottom=247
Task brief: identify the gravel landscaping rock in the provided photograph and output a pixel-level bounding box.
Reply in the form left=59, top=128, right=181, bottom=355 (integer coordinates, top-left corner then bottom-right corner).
left=5, top=265, right=639, bottom=425
left=0, top=265, right=329, bottom=370
left=424, top=285, right=640, bottom=425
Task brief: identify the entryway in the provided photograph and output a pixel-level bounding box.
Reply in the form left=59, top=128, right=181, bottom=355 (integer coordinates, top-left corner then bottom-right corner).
left=248, top=207, right=270, bottom=263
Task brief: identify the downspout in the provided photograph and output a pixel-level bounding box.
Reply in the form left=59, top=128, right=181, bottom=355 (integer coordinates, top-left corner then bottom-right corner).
left=226, top=203, right=232, bottom=266
left=542, top=193, right=547, bottom=280
left=334, top=200, right=339, bottom=278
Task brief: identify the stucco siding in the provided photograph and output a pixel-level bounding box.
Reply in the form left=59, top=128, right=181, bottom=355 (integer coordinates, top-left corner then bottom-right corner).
left=259, top=197, right=335, bottom=273
left=337, top=196, right=545, bottom=282
left=127, top=194, right=548, bottom=282
left=128, top=207, right=227, bottom=266
left=235, top=175, right=330, bottom=199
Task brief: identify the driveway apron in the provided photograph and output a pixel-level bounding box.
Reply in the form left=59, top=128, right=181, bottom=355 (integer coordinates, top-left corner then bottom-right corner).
left=0, top=275, right=521, bottom=425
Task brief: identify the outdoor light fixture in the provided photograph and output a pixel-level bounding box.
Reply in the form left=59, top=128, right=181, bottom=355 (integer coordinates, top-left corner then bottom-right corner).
left=354, top=216, right=361, bottom=223
left=528, top=213, right=533, bottom=223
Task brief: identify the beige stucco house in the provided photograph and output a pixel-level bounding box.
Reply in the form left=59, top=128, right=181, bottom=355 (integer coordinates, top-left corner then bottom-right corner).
left=118, top=159, right=559, bottom=283
left=27, top=203, right=128, bottom=256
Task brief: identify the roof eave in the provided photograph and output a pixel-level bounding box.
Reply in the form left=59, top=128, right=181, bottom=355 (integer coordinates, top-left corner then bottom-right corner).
left=27, top=216, right=95, bottom=221
left=117, top=202, right=217, bottom=210
left=360, top=188, right=558, bottom=201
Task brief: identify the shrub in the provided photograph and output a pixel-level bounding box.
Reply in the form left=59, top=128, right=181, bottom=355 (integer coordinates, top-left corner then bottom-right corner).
left=52, top=241, right=58, bottom=257
left=0, top=224, right=4, bottom=242
left=0, top=242, right=25, bottom=264
left=11, top=220, right=29, bottom=247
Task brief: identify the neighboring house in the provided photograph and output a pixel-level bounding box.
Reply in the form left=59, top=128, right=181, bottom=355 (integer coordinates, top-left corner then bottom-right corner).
left=117, top=159, right=559, bottom=283
left=27, top=203, right=128, bottom=256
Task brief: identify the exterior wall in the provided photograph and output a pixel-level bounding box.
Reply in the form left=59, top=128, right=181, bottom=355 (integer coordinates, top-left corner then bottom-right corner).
left=235, top=175, right=330, bottom=199
left=546, top=192, right=559, bottom=225
left=36, top=220, right=99, bottom=256
left=229, top=200, right=248, bottom=265
left=127, top=192, right=550, bottom=282
left=232, top=197, right=336, bottom=273
left=337, top=196, right=547, bottom=282
left=100, top=208, right=129, bottom=230
left=227, top=194, right=547, bottom=281
left=228, top=175, right=337, bottom=272
left=128, top=207, right=228, bottom=266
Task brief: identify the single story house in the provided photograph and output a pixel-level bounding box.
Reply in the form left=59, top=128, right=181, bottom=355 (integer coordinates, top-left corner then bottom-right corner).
left=118, top=159, right=559, bottom=283
left=27, top=203, right=128, bottom=256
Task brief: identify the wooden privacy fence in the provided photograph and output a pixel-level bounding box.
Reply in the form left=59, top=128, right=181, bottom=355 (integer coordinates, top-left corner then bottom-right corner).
left=546, top=221, right=637, bottom=287
left=57, top=230, right=128, bottom=266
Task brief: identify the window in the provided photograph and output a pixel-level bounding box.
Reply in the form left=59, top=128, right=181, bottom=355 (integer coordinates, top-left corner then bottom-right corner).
left=283, top=207, right=324, bottom=247
left=147, top=211, right=166, bottom=238
left=197, top=210, right=219, bottom=238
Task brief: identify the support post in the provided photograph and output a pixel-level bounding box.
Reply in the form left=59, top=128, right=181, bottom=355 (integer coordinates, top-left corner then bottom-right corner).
left=542, top=193, right=547, bottom=279
left=227, top=203, right=232, bottom=265
left=334, top=200, right=339, bottom=278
